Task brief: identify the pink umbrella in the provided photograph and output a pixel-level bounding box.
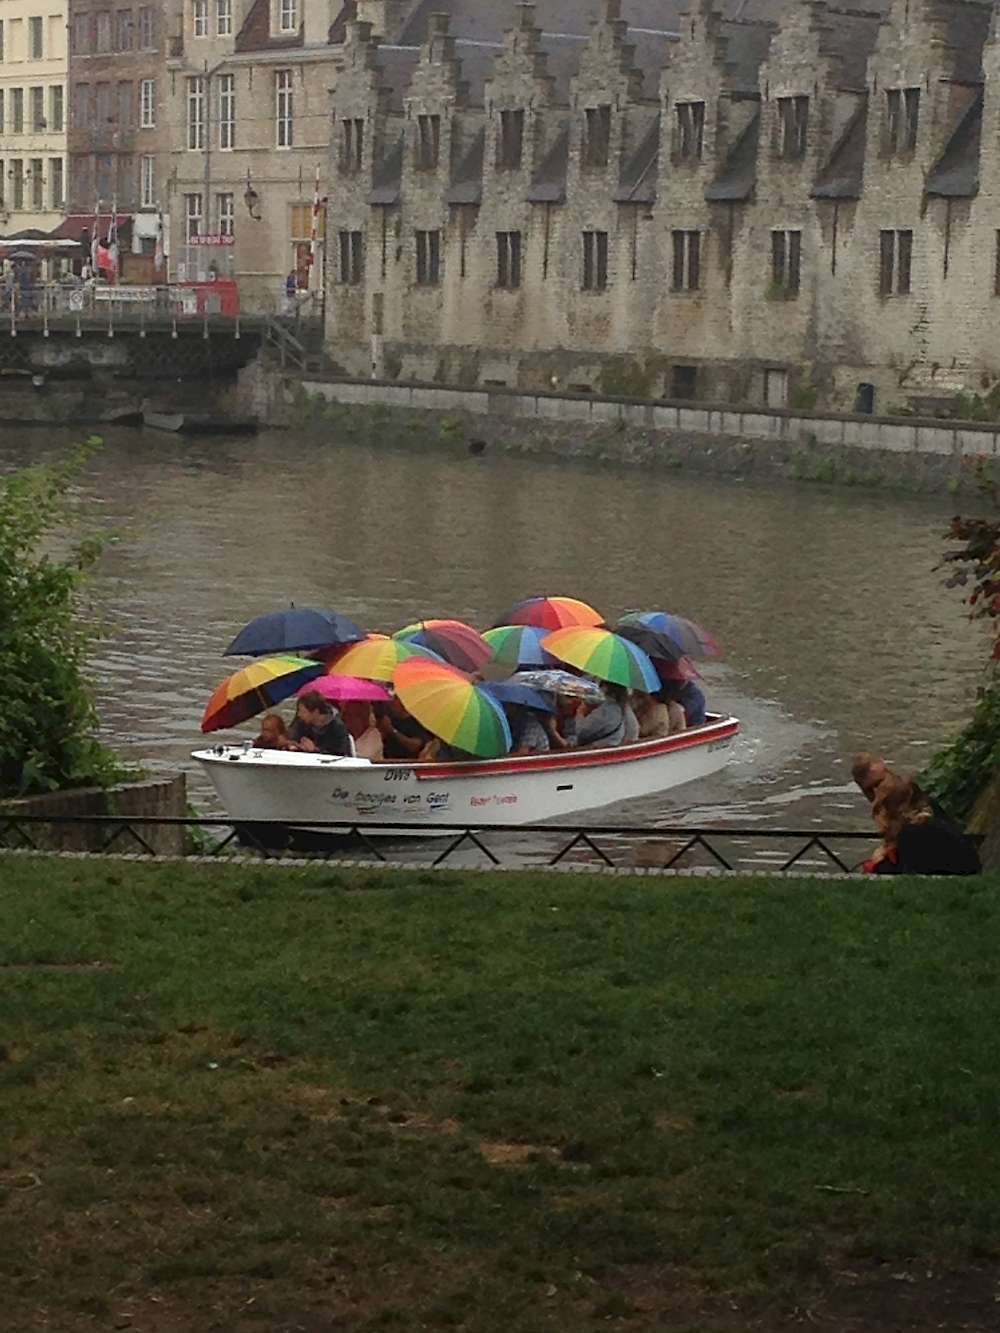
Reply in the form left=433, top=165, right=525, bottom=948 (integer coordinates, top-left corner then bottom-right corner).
left=296, top=675, right=390, bottom=704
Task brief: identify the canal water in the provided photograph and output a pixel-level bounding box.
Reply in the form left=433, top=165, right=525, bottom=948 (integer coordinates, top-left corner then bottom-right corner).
left=0, top=426, right=987, bottom=846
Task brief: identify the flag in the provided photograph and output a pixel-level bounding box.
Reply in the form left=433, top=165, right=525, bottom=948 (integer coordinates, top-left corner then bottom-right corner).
left=90, top=198, right=101, bottom=275
left=153, top=211, right=164, bottom=275
left=105, top=203, right=119, bottom=282
left=309, top=165, right=320, bottom=270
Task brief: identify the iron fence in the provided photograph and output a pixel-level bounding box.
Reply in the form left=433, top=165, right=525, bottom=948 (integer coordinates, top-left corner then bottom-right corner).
left=0, top=810, right=937, bottom=874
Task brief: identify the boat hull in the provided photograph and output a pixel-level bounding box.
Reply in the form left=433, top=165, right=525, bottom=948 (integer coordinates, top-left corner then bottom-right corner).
left=193, top=716, right=739, bottom=831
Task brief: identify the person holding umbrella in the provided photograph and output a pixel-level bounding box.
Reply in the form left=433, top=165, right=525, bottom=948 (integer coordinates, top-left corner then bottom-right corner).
left=289, top=691, right=352, bottom=756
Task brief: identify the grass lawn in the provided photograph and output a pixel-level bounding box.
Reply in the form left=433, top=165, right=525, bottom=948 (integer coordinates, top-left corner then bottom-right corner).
left=1, top=857, right=999, bottom=1333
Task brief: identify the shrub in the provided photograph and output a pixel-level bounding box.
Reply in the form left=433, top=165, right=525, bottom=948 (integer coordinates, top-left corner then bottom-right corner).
left=0, top=439, right=127, bottom=797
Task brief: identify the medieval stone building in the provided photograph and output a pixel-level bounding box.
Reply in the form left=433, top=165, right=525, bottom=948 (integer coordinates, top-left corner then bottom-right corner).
left=323, top=0, right=1000, bottom=414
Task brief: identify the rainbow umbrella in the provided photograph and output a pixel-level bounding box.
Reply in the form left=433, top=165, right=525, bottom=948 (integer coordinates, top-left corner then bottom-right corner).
left=482, top=624, right=558, bottom=671
left=201, top=655, right=323, bottom=733
left=324, top=635, right=443, bottom=682
left=495, top=595, right=604, bottom=631
left=393, top=659, right=512, bottom=758
left=541, top=627, right=660, bottom=692
left=618, top=611, right=721, bottom=659
left=393, top=618, right=491, bottom=672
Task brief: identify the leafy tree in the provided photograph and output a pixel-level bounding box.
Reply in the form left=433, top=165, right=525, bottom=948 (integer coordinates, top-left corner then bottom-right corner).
left=924, top=477, right=1000, bottom=820
left=0, top=439, right=126, bottom=797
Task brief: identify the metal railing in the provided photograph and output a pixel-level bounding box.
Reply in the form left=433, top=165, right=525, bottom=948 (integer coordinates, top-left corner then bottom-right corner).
left=0, top=284, right=249, bottom=338
left=0, top=810, right=941, bottom=874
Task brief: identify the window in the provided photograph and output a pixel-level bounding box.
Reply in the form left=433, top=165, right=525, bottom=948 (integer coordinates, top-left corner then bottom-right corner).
left=671, top=365, right=698, bottom=400
left=495, top=231, right=522, bottom=289
left=886, top=88, right=920, bottom=155
left=96, top=153, right=114, bottom=199
left=140, top=78, right=155, bottom=128
left=995, top=230, right=1000, bottom=296
left=115, top=9, right=133, bottom=49
left=341, top=117, right=364, bottom=172
left=28, top=16, right=43, bottom=59
left=415, top=229, right=441, bottom=285
left=764, top=368, right=789, bottom=409
left=582, top=230, right=609, bottom=290
left=140, top=153, right=155, bottom=207
left=96, top=82, right=113, bottom=126
left=96, top=11, right=112, bottom=52
left=11, top=159, right=23, bottom=211
left=777, top=95, right=808, bottom=159
left=275, top=70, right=293, bottom=147
left=214, top=192, right=234, bottom=236
left=770, top=229, right=801, bottom=296
left=138, top=6, right=154, bottom=47
left=73, top=83, right=90, bottom=129
left=675, top=101, right=705, bottom=161
left=218, top=73, right=235, bottom=148
left=72, top=13, right=91, bottom=54
left=338, top=230, right=363, bottom=284
left=50, top=156, right=63, bottom=208
left=217, top=0, right=232, bottom=34
left=671, top=230, right=701, bottom=291
left=279, top=0, right=298, bottom=32
left=415, top=114, right=440, bottom=169
left=187, top=75, right=205, bottom=150
left=0, top=93, right=4, bottom=135
left=0, top=21, right=5, bottom=63
left=50, top=85, right=64, bottom=132
left=583, top=105, right=611, bottom=169
left=30, top=86, right=44, bottom=132
left=118, top=80, right=133, bottom=128
left=29, top=158, right=43, bottom=210
left=184, top=192, right=203, bottom=241
left=11, top=88, right=23, bottom=134
left=498, top=108, right=524, bottom=170
left=879, top=229, right=912, bottom=295
left=193, top=0, right=209, bottom=37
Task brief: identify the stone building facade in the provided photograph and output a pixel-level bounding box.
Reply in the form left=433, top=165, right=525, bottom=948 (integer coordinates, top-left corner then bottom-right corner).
left=0, top=0, right=69, bottom=233
left=322, top=0, right=1000, bottom=414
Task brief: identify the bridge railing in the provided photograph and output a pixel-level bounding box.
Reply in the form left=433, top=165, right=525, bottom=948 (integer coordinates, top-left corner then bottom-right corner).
left=0, top=283, right=251, bottom=336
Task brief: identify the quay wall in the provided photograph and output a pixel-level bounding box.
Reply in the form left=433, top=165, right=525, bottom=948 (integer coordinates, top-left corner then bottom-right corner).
left=2, top=776, right=188, bottom=856
left=289, top=374, right=999, bottom=490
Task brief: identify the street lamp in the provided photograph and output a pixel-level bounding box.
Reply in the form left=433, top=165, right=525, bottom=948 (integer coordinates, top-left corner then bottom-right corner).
left=244, top=169, right=261, bottom=221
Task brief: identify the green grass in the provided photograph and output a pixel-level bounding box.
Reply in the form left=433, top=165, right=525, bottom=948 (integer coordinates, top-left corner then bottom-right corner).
left=1, top=857, right=999, bottom=1332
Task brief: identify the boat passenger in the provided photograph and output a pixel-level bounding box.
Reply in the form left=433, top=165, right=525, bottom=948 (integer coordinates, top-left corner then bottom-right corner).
left=288, top=692, right=352, bottom=756
left=341, top=701, right=384, bottom=762
left=661, top=678, right=707, bottom=729
left=509, top=704, right=551, bottom=756
left=576, top=683, right=628, bottom=749
left=253, top=713, right=296, bottom=750
left=633, top=692, right=673, bottom=740
left=622, top=695, right=640, bottom=744
left=546, top=697, right=580, bottom=750
left=377, top=700, right=431, bottom=760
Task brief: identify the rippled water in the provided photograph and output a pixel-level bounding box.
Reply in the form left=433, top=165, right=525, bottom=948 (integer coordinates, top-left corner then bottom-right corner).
left=0, top=426, right=987, bottom=837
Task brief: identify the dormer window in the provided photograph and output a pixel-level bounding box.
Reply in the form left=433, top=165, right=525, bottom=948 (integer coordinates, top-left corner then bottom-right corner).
left=279, top=0, right=298, bottom=33
left=777, top=96, right=808, bottom=159
left=582, top=105, right=611, bottom=170
left=886, top=88, right=919, bottom=155
left=674, top=101, right=704, bottom=162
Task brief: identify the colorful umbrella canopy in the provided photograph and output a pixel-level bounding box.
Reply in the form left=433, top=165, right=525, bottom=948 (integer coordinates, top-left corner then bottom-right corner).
left=201, top=655, right=323, bottom=733
left=614, top=621, right=686, bottom=664
left=393, top=658, right=512, bottom=758
left=542, top=627, right=660, bottom=692
left=296, top=675, right=391, bottom=704
left=393, top=618, right=491, bottom=672
left=481, top=680, right=555, bottom=714
left=325, top=635, right=443, bottom=682
left=225, top=607, right=365, bottom=658
left=482, top=624, right=558, bottom=671
left=514, top=669, right=604, bottom=703
left=495, top=595, right=605, bottom=632
left=617, top=611, right=721, bottom=660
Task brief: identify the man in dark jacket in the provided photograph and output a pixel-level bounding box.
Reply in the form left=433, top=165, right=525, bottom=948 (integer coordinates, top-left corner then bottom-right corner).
left=289, top=692, right=352, bottom=756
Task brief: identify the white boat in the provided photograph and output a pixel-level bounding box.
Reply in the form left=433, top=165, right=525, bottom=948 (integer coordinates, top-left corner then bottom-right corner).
left=193, top=714, right=739, bottom=832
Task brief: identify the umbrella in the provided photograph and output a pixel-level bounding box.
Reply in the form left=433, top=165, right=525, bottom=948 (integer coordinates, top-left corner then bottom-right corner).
left=614, top=621, right=686, bottom=664
left=495, top=595, right=604, bottom=631
left=482, top=624, right=558, bottom=671
left=514, top=669, right=604, bottom=704
left=393, top=658, right=512, bottom=758
left=296, top=675, right=390, bottom=705
left=325, top=635, right=444, bottom=682
left=393, top=618, right=491, bottom=672
left=201, top=655, right=323, bottom=733
left=225, top=607, right=365, bottom=657
left=481, top=680, right=555, bottom=714
left=542, top=627, right=660, bottom=692
left=618, top=611, right=721, bottom=660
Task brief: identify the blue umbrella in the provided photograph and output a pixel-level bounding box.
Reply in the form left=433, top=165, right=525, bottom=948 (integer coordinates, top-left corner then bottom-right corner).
left=225, top=607, right=366, bottom=657
left=482, top=681, right=555, bottom=714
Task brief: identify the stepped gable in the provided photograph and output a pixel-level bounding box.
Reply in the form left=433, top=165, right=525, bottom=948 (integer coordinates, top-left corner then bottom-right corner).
left=925, top=89, right=983, bottom=195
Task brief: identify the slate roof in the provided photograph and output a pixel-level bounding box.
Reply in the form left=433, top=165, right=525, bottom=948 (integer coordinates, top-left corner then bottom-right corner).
left=704, top=110, right=760, bottom=200
left=447, top=127, right=486, bottom=204
left=235, top=0, right=303, bottom=52
left=528, top=121, right=570, bottom=203
left=819, top=7, right=885, bottom=90
left=812, top=96, right=868, bottom=198
left=925, top=90, right=983, bottom=197
left=942, top=0, right=993, bottom=83
left=717, top=18, right=778, bottom=92
left=614, top=112, right=660, bottom=203
left=369, top=132, right=405, bottom=205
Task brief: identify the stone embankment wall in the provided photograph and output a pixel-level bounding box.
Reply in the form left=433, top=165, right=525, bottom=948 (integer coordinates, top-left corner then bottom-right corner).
left=290, top=374, right=999, bottom=491
left=3, top=776, right=188, bottom=856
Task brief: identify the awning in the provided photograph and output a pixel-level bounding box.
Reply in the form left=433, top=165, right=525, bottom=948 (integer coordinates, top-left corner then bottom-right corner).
left=50, top=213, right=133, bottom=242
